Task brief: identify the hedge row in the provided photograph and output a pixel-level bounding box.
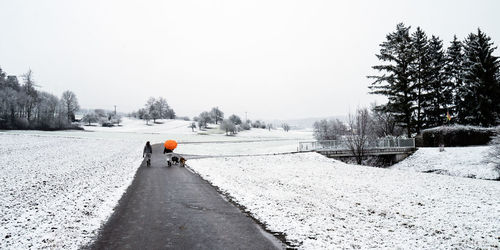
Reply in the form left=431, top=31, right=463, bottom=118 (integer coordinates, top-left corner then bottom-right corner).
left=418, top=125, right=497, bottom=147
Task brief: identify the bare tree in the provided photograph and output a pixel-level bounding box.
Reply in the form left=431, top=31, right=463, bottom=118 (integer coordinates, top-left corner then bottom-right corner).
left=282, top=123, right=290, bottom=132
left=143, top=113, right=151, bottom=125
left=61, top=90, right=80, bottom=122
left=190, top=122, right=196, bottom=132
left=370, top=103, right=403, bottom=137
left=346, top=108, right=373, bottom=165
left=313, top=119, right=347, bottom=140
left=21, top=69, right=38, bottom=121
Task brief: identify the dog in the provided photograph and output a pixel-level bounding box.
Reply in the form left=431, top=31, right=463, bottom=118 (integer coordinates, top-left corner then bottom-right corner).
left=179, top=157, right=186, bottom=167
left=166, top=154, right=186, bottom=167
left=171, top=156, right=179, bottom=164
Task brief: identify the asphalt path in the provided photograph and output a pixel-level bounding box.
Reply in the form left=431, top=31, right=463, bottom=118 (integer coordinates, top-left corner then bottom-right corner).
left=88, top=144, right=282, bottom=250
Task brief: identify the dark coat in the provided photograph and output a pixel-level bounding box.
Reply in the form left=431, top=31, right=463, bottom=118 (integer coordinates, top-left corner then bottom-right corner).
left=143, top=144, right=152, bottom=155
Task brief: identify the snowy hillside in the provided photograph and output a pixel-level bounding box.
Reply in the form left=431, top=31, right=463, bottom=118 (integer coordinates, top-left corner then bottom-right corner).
left=189, top=153, right=500, bottom=249
left=392, top=146, right=499, bottom=180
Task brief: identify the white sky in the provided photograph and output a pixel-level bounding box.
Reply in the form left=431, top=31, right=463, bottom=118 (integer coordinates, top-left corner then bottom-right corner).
left=1, top=0, right=499, bottom=120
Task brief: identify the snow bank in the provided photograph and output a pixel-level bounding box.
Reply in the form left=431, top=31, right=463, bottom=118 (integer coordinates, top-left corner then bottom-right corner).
left=0, top=133, right=142, bottom=249
left=189, top=153, right=500, bottom=249
left=392, top=146, right=499, bottom=180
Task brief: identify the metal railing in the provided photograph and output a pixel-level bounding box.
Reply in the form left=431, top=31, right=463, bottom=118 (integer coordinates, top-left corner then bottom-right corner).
left=298, top=138, right=415, bottom=152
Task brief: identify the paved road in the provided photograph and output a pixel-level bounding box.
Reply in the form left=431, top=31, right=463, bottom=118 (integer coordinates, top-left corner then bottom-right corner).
left=89, top=144, right=282, bottom=250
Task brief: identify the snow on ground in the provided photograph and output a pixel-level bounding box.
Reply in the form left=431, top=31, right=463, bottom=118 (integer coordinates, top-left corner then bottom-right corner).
left=392, top=146, right=499, bottom=180
left=189, top=153, right=500, bottom=249
left=0, top=133, right=142, bottom=249
left=177, top=140, right=303, bottom=156
left=8, top=117, right=313, bottom=156
left=0, top=123, right=312, bottom=249
left=83, top=117, right=312, bottom=143
left=84, top=117, right=195, bottom=135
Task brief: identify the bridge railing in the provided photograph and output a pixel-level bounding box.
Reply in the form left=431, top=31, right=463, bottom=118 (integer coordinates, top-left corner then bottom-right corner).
left=298, top=138, right=415, bottom=152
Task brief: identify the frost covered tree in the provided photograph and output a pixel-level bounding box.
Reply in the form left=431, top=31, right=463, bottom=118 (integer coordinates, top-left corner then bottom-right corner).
left=240, top=120, right=251, bottom=130
left=313, top=119, right=347, bottom=140
left=197, top=111, right=213, bottom=129
left=228, top=114, right=242, bottom=125
left=457, top=29, right=500, bottom=126
left=220, top=119, right=237, bottom=135
left=61, top=90, right=80, bottom=122
left=210, top=107, right=224, bottom=124
left=145, top=97, right=160, bottom=123
left=155, top=97, right=175, bottom=119
left=36, top=92, right=60, bottom=127
left=0, top=67, right=79, bottom=130
left=369, top=23, right=415, bottom=137
left=251, top=120, right=262, bottom=128
left=143, top=113, right=151, bottom=125
left=142, top=97, right=176, bottom=122
left=81, top=112, right=98, bottom=125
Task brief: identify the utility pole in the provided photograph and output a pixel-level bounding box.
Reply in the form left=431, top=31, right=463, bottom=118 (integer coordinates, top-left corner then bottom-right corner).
left=245, top=112, right=248, bottom=122
left=114, top=105, right=117, bottom=115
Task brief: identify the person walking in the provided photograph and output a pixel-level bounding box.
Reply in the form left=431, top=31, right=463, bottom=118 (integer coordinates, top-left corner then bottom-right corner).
left=143, top=141, right=153, bottom=167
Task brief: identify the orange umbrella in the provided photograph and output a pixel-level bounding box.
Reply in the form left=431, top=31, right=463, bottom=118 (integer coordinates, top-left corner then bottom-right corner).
left=164, top=140, right=178, bottom=150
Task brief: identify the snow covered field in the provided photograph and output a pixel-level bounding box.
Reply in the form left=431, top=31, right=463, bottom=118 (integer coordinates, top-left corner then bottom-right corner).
left=3, top=117, right=498, bottom=249
left=82, top=117, right=313, bottom=144
left=0, top=119, right=312, bottom=249
left=189, top=153, right=500, bottom=249
left=392, top=146, right=499, bottom=180
left=0, top=133, right=142, bottom=249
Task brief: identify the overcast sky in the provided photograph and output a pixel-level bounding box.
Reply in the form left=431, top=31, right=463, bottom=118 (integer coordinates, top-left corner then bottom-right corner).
left=1, top=0, right=499, bottom=120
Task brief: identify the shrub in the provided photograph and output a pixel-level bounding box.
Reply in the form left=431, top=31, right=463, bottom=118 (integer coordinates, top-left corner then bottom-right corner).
left=240, top=122, right=251, bottom=130
left=488, top=128, right=500, bottom=176
left=14, top=118, right=29, bottom=129
left=421, top=125, right=497, bottom=147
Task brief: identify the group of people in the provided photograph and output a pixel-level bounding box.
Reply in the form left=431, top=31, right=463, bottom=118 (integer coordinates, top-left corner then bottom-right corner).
left=142, top=141, right=185, bottom=167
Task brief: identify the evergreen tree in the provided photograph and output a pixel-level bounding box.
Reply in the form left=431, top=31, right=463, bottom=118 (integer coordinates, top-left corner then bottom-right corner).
left=368, top=23, right=416, bottom=137
left=409, top=27, right=431, bottom=133
left=445, top=35, right=464, bottom=120
left=458, top=29, right=500, bottom=126
left=425, top=35, right=450, bottom=127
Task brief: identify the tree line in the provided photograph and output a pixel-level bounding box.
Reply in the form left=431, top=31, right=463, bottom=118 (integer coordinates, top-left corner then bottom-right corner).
left=191, top=107, right=284, bottom=135
left=0, top=68, right=80, bottom=130
left=369, top=23, right=500, bottom=136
